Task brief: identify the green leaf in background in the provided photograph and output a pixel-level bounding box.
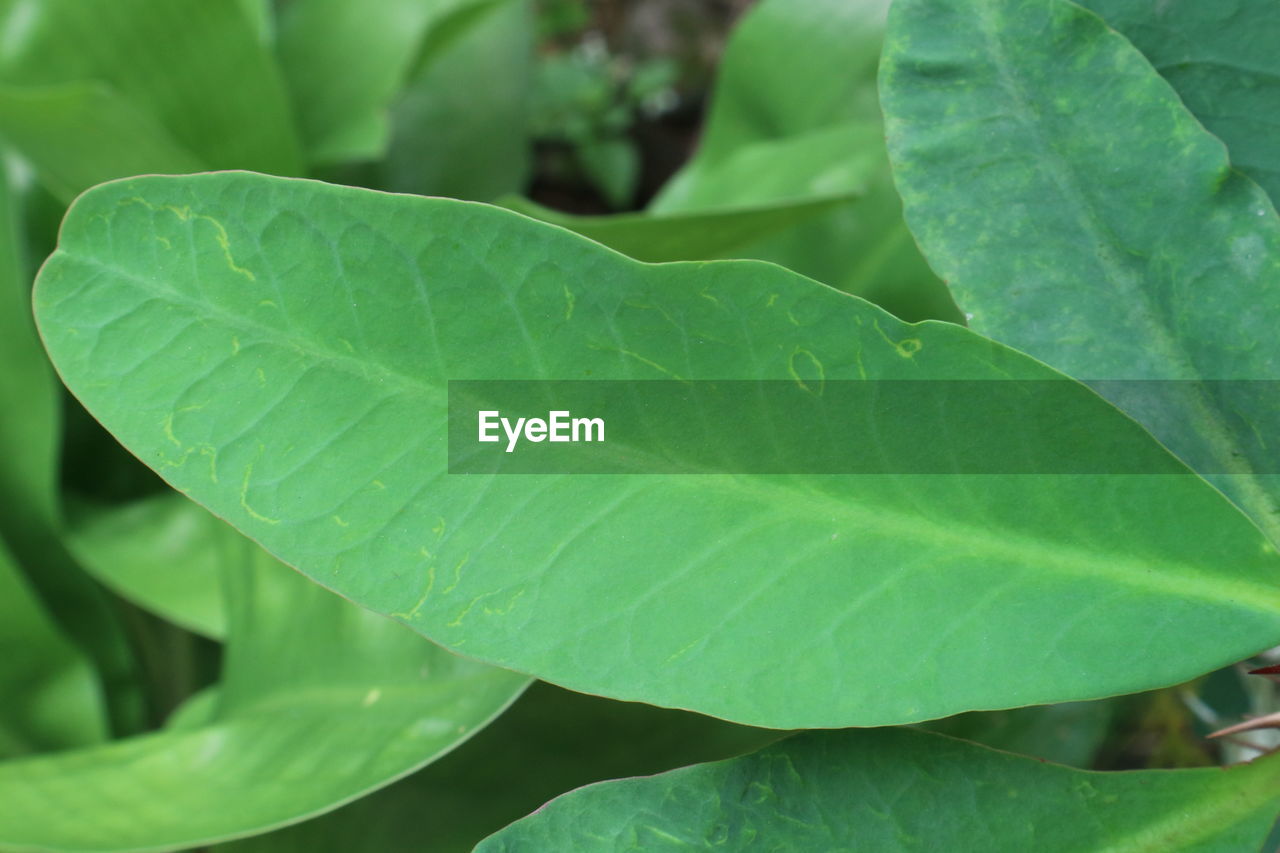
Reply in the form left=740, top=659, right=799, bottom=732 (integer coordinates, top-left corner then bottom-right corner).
left=1077, top=0, right=1280, bottom=207
left=920, top=699, right=1118, bottom=769
left=33, top=171, right=1280, bottom=728
left=0, top=155, right=131, bottom=737
left=0, top=0, right=301, bottom=193
left=881, top=0, right=1280, bottom=543
left=236, top=0, right=273, bottom=43
left=216, top=681, right=776, bottom=853
left=0, top=532, right=105, bottom=759
left=381, top=0, right=533, bottom=200
left=675, top=0, right=889, bottom=164
left=648, top=0, right=888, bottom=212
left=499, top=194, right=855, bottom=263
left=475, top=729, right=1280, bottom=852
left=0, top=84, right=203, bottom=204
left=276, top=0, right=514, bottom=165
left=68, top=494, right=227, bottom=640
left=652, top=123, right=882, bottom=213
left=0, top=157, right=57, bottom=545
left=647, top=0, right=958, bottom=323
left=0, top=495, right=527, bottom=852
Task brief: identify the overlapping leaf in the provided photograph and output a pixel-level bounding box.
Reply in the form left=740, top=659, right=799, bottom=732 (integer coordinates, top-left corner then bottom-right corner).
left=881, top=0, right=1280, bottom=542
left=1078, top=0, right=1280, bottom=206
left=0, top=496, right=527, bottom=852
left=476, top=729, right=1280, bottom=852
left=33, top=171, right=1280, bottom=728
left=216, top=682, right=775, bottom=853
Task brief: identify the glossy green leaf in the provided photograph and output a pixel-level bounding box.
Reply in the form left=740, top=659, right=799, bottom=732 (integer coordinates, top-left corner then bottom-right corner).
left=499, top=194, right=855, bottom=264
left=0, top=84, right=203, bottom=204
left=1077, top=0, right=1280, bottom=206
left=68, top=494, right=227, bottom=639
left=0, top=495, right=527, bottom=852
left=476, top=729, right=1280, bottom=852
left=0, top=532, right=105, bottom=759
left=0, top=0, right=301, bottom=182
left=276, top=0, right=511, bottom=165
left=381, top=0, right=532, bottom=200
left=33, top=170, right=1280, bottom=728
left=881, top=0, right=1280, bottom=542
left=216, top=681, right=776, bottom=853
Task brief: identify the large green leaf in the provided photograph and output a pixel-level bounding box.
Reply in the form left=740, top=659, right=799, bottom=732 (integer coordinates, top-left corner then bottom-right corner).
left=0, top=0, right=300, bottom=185
left=881, top=0, right=1280, bottom=542
left=216, top=681, right=776, bottom=853
left=1077, top=0, right=1280, bottom=207
left=275, top=0, right=511, bottom=164
left=475, top=729, right=1280, bottom=852
left=33, top=171, right=1280, bottom=728
left=0, top=532, right=105, bottom=759
left=0, top=495, right=527, bottom=852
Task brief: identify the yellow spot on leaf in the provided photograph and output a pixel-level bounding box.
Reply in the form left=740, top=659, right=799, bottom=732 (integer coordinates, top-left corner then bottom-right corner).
left=239, top=460, right=280, bottom=525
left=563, top=285, right=576, bottom=321
left=788, top=346, right=825, bottom=394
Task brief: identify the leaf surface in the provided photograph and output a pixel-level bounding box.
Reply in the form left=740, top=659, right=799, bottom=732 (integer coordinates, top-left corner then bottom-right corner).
left=475, top=729, right=1280, bottom=852
left=0, top=496, right=526, bottom=852
left=881, top=0, right=1280, bottom=541
left=32, top=170, right=1280, bottom=728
